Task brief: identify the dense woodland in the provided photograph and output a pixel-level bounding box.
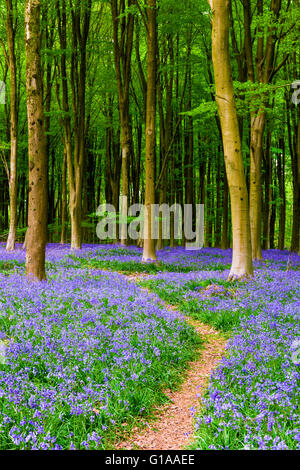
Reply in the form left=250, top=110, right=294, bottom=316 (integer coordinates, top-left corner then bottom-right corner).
left=0, top=0, right=300, bottom=452
left=0, top=0, right=299, bottom=280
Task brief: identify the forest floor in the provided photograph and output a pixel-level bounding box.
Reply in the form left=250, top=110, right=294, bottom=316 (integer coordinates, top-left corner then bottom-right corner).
left=115, top=274, right=227, bottom=450
left=0, top=244, right=299, bottom=450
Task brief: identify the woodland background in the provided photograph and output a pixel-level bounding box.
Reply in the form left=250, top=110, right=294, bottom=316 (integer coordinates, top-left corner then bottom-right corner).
left=0, top=0, right=299, bottom=256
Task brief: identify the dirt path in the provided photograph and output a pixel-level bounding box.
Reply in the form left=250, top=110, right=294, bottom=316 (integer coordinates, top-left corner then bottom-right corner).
left=115, top=274, right=227, bottom=451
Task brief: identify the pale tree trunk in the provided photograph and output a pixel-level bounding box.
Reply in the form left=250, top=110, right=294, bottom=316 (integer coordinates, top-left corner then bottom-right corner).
left=221, top=172, right=229, bottom=249
left=25, top=0, right=48, bottom=281
left=60, top=148, right=67, bottom=244
left=6, top=0, right=18, bottom=252
left=262, top=129, right=273, bottom=250
left=120, top=126, right=130, bottom=245
left=143, top=0, right=157, bottom=262
left=205, top=159, right=212, bottom=247
left=210, top=0, right=253, bottom=279
left=215, top=147, right=222, bottom=247
left=249, top=110, right=265, bottom=260
left=184, top=31, right=194, bottom=247
left=277, top=136, right=286, bottom=250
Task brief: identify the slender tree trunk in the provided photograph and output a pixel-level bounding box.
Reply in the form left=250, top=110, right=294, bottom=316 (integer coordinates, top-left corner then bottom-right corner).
left=6, top=0, right=18, bottom=252
left=60, top=148, right=67, bottom=244
left=143, top=0, right=157, bottom=262
left=198, top=133, right=206, bottom=207
left=270, top=186, right=276, bottom=249
left=184, top=32, right=194, bottom=246
left=169, top=149, right=175, bottom=248
left=132, top=122, right=142, bottom=206
left=221, top=170, right=229, bottom=249
left=25, top=0, right=48, bottom=281
left=210, top=0, right=253, bottom=279
left=262, top=128, right=272, bottom=250
left=205, top=159, right=212, bottom=247
left=278, top=136, right=286, bottom=250
left=249, top=110, right=265, bottom=260
left=105, top=126, right=113, bottom=205
left=215, top=147, right=222, bottom=247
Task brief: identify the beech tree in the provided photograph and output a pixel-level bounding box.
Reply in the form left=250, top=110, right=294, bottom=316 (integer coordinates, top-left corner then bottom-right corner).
left=209, top=0, right=253, bottom=278
left=5, top=0, right=18, bottom=252
left=24, top=0, right=48, bottom=280
left=142, top=0, right=157, bottom=262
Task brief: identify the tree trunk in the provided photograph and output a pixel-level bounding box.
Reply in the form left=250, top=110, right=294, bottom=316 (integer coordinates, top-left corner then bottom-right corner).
left=277, top=136, right=286, bottom=250
left=205, top=159, right=212, bottom=247
left=210, top=0, right=253, bottom=279
left=25, top=0, right=48, bottom=281
left=221, top=170, right=229, bottom=249
left=143, top=0, right=157, bottom=262
left=249, top=111, right=265, bottom=260
left=6, top=0, right=18, bottom=252
left=270, top=186, right=276, bottom=249
left=184, top=32, right=194, bottom=246
left=60, top=149, right=67, bottom=244
left=215, top=147, right=222, bottom=247
left=262, top=128, right=272, bottom=250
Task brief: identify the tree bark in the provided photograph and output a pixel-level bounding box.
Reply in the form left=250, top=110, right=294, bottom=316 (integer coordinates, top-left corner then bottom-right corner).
left=210, top=0, right=253, bottom=279
left=215, top=146, right=222, bottom=247
left=60, top=148, right=67, bottom=244
left=262, top=128, right=272, bottom=250
left=6, top=0, right=18, bottom=252
left=221, top=170, right=229, bottom=249
left=143, top=0, right=157, bottom=262
left=249, top=110, right=265, bottom=260
left=277, top=136, right=286, bottom=250
left=25, top=0, right=48, bottom=281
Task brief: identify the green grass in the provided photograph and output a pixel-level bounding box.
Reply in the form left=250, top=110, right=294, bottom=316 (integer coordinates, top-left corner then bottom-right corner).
left=0, top=260, right=23, bottom=273
left=138, top=277, right=242, bottom=333
left=63, top=254, right=230, bottom=274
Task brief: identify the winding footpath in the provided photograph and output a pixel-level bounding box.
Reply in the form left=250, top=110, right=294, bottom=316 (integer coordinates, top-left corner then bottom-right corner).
left=115, top=274, right=227, bottom=451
